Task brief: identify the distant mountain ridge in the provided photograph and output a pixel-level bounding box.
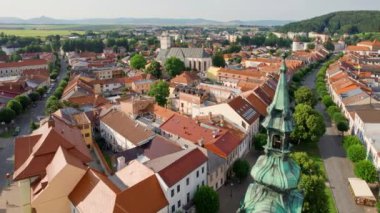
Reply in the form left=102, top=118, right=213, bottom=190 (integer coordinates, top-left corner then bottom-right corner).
left=0, top=16, right=291, bottom=26
left=279, top=10, right=380, bottom=34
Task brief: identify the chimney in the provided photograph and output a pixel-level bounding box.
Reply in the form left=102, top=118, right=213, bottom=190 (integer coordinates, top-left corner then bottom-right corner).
left=117, top=156, right=126, bottom=171
left=219, top=115, right=224, bottom=127
left=208, top=112, right=212, bottom=121
left=48, top=117, right=55, bottom=128
left=198, top=138, right=204, bottom=147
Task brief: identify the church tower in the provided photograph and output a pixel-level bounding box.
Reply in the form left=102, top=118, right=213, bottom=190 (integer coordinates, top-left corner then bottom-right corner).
left=239, top=54, right=304, bottom=213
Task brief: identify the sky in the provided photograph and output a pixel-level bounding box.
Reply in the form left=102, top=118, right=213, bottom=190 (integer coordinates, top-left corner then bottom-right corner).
left=2, top=0, right=380, bottom=21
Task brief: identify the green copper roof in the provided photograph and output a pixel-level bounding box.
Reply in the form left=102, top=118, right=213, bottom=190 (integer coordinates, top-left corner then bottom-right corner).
left=262, top=54, right=293, bottom=134
left=241, top=183, right=303, bottom=213
left=251, top=154, right=301, bottom=191
left=239, top=54, right=304, bottom=213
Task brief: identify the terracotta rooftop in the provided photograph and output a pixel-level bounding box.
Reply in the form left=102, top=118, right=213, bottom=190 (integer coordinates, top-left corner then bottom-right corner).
left=346, top=46, right=370, bottom=52
left=245, top=93, right=268, bottom=116
left=160, top=114, right=220, bottom=144
left=100, top=110, right=155, bottom=145
left=68, top=94, right=109, bottom=108
left=170, top=71, right=199, bottom=85
left=0, top=59, right=47, bottom=68
left=228, top=96, right=259, bottom=124
left=152, top=104, right=177, bottom=122
left=13, top=118, right=92, bottom=181
left=69, top=169, right=121, bottom=213
left=115, top=175, right=168, bottom=213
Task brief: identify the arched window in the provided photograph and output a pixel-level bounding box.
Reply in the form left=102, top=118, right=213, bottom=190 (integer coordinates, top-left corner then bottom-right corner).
left=272, top=135, right=282, bottom=149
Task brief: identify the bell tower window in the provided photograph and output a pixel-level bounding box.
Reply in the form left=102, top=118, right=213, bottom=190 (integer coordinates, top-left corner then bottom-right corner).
left=272, top=135, right=282, bottom=149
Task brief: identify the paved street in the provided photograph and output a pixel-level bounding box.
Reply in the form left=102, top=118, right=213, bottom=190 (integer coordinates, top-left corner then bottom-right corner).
left=218, top=149, right=260, bottom=213
left=0, top=57, right=67, bottom=192
left=303, top=67, right=375, bottom=213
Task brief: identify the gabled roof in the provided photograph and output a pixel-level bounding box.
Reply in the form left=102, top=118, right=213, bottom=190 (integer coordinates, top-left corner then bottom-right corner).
left=245, top=93, right=268, bottom=116
left=68, top=94, right=109, bottom=108
left=204, top=131, right=242, bottom=159
left=115, top=175, right=168, bottom=213
left=100, top=110, right=155, bottom=145
left=228, top=96, right=259, bottom=124
left=146, top=148, right=207, bottom=187
left=170, top=71, right=199, bottom=85
left=157, top=48, right=209, bottom=62
left=69, top=169, right=121, bottom=213
left=0, top=59, right=47, bottom=68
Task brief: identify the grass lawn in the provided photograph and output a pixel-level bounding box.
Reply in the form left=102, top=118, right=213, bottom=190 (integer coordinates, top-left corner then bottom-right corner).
left=0, top=29, right=84, bottom=37
left=294, top=142, right=338, bottom=213
left=0, top=129, right=15, bottom=138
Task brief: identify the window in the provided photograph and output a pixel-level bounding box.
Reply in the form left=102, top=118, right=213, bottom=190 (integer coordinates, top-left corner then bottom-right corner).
left=202, top=181, right=205, bottom=186
left=171, top=189, right=174, bottom=197
left=177, top=184, right=180, bottom=193
left=196, top=170, right=199, bottom=178
left=242, top=121, right=246, bottom=128
left=85, top=133, right=90, bottom=137
left=171, top=205, right=175, bottom=213
left=186, top=177, right=189, bottom=186
left=201, top=166, right=204, bottom=174
left=178, top=200, right=181, bottom=208
left=187, top=192, right=190, bottom=203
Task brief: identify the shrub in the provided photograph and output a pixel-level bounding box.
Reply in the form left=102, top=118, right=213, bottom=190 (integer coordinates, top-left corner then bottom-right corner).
left=343, top=136, right=361, bottom=151
left=6, top=100, right=23, bottom=115
left=347, top=144, right=366, bottom=162
left=327, top=106, right=340, bottom=118
left=332, top=112, right=345, bottom=123
left=322, top=95, right=334, bottom=107
left=354, top=160, right=378, bottom=183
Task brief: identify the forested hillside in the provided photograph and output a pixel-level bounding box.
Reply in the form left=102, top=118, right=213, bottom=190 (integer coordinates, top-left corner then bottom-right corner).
left=280, top=11, right=380, bottom=34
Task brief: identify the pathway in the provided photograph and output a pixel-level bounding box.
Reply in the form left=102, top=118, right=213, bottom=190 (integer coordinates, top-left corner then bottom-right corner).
left=303, top=67, right=375, bottom=213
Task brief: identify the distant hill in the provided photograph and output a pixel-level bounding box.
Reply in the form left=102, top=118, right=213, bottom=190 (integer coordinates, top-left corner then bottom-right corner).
left=280, top=11, right=380, bottom=34
left=0, top=16, right=291, bottom=26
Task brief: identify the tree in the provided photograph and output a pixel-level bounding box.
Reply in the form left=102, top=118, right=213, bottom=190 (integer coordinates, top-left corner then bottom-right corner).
left=292, top=104, right=325, bottom=143
left=294, top=86, right=317, bottom=107
left=130, top=54, right=146, bottom=70
left=15, top=95, right=31, bottom=110
left=232, top=159, right=250, bottom=181
left=9, top=53, right=22, bottom=62
left=164, top=57, right=185, bottom=77
left=291, top=152, right=328, bottom=213
left=343, top=135, right=361, bottom=151
left=0, top=107, right=16, bottom=123
left=194, top=186, right=219, bottom=213
left=324, top=40, right=335, bottom=51
left=327, top=105, right=340, bottom=118
left=148, top=80, right=169, bottom=107
left=332, top=112, right=345, bottom=123
left=336, top=119, right=349, bottom=136
left=354, top=160, right=378, bottom=183
left=307, top=43, right=316, bottom=50
left=36, top=86, right=47, bottom=96
left=28, top=92, right=41, bottom=102
left=212, top=54, right=226, bottom=67
left=321, top=95, right=334, bottom=107
left=347, top=144, right=366, bottom=162
left=7, top=100, right=23, bottom=115
left=45, top=96, right=62, bottom=114
left=145, top=60, right=162, bottom=78
left=253, top=133, right=267, bottom=151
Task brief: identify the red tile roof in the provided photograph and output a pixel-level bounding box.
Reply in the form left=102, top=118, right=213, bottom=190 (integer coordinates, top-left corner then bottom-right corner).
left=0, top=59, right=47, bottom=68
left=158, top=148, right=207, bottom=187
left=228, top=96, right=259, bottom=124
left=245, top=93, right=268, bottom=116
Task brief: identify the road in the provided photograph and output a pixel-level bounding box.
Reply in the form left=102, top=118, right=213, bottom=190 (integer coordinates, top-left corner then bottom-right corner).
left=0, top=57, right=67, bottom=191
left=302, top=67, right=373, bottom=213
